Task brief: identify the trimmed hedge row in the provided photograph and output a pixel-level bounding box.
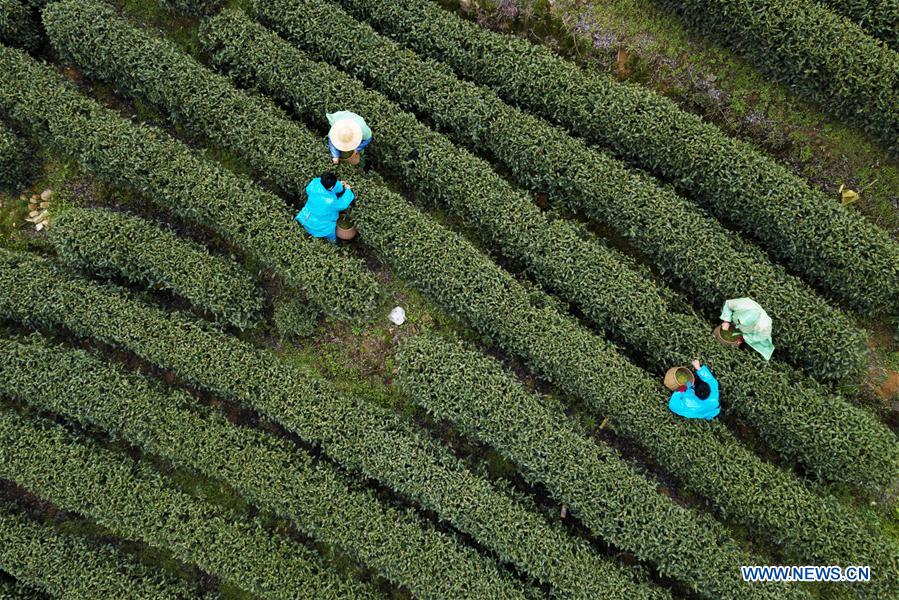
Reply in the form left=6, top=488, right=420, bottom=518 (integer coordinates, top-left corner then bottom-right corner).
left=0, top=334, right=524, bottom=600
left=395, top=333, right=802, bottom=598
left=655, top=0, right=899, bottom=149
left=329, top=0, right=899, bottom=315
left=395, top=333, right=805, bottom=599
left=0, top=0, right=39, bottom=51
left=199, top=9, right=898, bottom=490
left=0, top=405, right=375, bottom=600
left=0, top=503, right=199, bottom=599
left=0, top=575, right=44, bottom=599
left=0, top=251, right=666, bottom=600
left=254, top=0, right=867, bottom=381
left=347, top=157, right=899, bottom=597
left=0, top=43, right=377, bottom=321
left=0, top=122, right=34, bottom=191
left=816, top=0, right=898, bottom=49
left=50, top=206, right=265, bottom=330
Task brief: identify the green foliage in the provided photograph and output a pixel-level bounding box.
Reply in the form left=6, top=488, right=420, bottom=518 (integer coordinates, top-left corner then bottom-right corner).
left=201, top=9, right=897, bottom=490
left=0, top=502, right=200, bottom=599
left=0, top=123, right=35, bottom=191
left=396, top=333, right=800, bottom=599
left=656, top=0, right=899, bottom=151
left=159, top=0, right=223, bottom=17
left=0, top=44, right=377, bottom=322
left=272, top=294, right=318, bottom=339
left=0, top=335, right=527, bottom=600
left=50, top=206, right=264, bottom=330
left=0, top=251, right=665, bottom=600
left=0, top=404, right=370, bottom=600
left=328, top=0, right=899, bottom=316
left=353, top=159, right=899, bottom=596
left=0, top=0, right=39, bottom=51
left=253, top=0, right=868, bottom=381
left=815, top=0, right=898, bottom=50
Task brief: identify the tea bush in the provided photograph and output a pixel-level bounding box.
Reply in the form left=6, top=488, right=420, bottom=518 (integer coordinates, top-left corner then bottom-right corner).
left=272, top=294, right=318, bottom=339
left=0, top=504, right=199, bottom=599
left=816, top=0, right=898, bottom=49
left=0, top=250, right=660, bottom=600
left=201, top=9, right=897, bottom=490
left=0, top=44, right=378, bottom=321
left=0, top=335, right=524, bottom=600
left=50, top=206, right=265, bottom=330
left=0, top=404, right=377, bottom=600
left=0, top=0, right=39, bottom=51
left=328, top=0, right=899, bottom=315
left=0, top=122, right=35, bottom=191
left=253, top=0, right=868, bottom=380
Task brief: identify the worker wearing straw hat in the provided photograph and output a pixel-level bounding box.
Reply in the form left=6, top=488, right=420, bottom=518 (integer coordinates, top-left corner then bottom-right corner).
left=327, top=111, right=372, bottom=166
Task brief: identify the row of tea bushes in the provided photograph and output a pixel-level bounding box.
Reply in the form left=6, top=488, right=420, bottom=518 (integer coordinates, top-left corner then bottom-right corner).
left=395, top=333, right=802, bottom=600
left=0, top=403, right=377, bottom=600
left=253, top=0, right=868, bottom=380
left=345, top=161, right=898, bottom=598
left=50, top=206, right=265, bottom=330
left=0, top=43, right=378, bottom=321
left=328, top=0, right=899, bottom=315
left=0, top=249, right=662, bottom=600
left=815, top=0, right=898, bottom=49
left=0, top=334, right=524, bottom=599
left=200, top=9, right=897, bottom=490
left=0, top=502, right=199, bottom=599
left=0, top=0, right=39, bottom=51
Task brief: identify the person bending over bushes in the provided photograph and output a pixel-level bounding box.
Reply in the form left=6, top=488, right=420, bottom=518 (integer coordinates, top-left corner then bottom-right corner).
left=669, top=359, right=720, bottom=420
left=295, top=172, right=354, bottom=243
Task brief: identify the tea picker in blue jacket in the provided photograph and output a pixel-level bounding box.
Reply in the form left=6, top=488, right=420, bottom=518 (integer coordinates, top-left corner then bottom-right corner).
left=669, top=360, right=720, bottom=420
left=295, top=172, right=355, bottom=242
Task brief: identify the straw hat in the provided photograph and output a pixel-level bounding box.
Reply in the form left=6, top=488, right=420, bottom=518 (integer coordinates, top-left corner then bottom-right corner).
left=329, top=119, right=363, bottom=152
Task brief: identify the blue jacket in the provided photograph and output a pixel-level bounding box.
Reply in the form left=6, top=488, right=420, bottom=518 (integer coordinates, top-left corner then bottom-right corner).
left=295, top=177, right=355, bottom=238
left=669, top=365, right=720, bottom=420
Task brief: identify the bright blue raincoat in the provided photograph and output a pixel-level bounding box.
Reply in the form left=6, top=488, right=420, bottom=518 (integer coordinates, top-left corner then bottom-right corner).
left=295, top=177, right=355, bottom=240
left=669, top=365, right=720, bottom=420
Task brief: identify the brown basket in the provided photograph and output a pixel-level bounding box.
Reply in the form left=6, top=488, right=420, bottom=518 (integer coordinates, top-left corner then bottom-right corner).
left=339, top=150, right=361, bottom=165
left=664, top=366, right=694, bottom=391
left=713, top=324, right=742, bottom=347
left=336, top=223, right=357, bottom=240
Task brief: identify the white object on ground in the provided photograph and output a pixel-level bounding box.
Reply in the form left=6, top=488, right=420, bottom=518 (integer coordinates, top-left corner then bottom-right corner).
left=388, top=306, right=406, bottom=325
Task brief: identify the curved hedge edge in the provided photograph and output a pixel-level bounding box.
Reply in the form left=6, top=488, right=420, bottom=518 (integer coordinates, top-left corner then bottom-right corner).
left=0, top=122, right=36, bottom=191
left=815, top=0, right=898, bottom=49
left=395, top=332, right=809, bottom=600
left=0, top=0, right=39, bottom=51
left=0, top=502, right=200, bottom=600
left=0, top=404, right=379, bottom=600
left=0, top=333, right=525, bottom=600
left=159, top=0, right=223, bottom=18
left=251, top=0, right=868, bottom=381
left=0, top=43, right=378, bottom=322
left=50, top=206, right=265, bottom=330
left=199, top=9, right=897, bottom=490
left=329, top=0, right=899, bottom=316
left=0, top=250, right=666, bottom=600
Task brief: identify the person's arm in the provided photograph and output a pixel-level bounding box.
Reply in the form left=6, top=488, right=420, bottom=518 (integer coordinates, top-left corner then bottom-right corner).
left=719, top=299, right=737, bottom=329
left=696, top=365, right=719, bottom=397
left=357, top=136, right=372, bottom=151
left=327, top=137, right=340, bottom=161
left=334, top=182, right=355, bottom=211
